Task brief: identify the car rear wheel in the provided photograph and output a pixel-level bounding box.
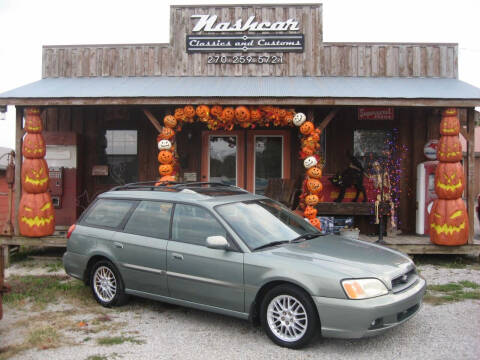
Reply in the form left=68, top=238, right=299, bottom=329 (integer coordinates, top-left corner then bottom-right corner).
left=90, top=260, right=128, bottom=307
left=260, top=284, right=319, bottom=348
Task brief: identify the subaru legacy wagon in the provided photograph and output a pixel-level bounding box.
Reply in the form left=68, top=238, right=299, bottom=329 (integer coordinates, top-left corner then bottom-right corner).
left=63, top=182, right=426, bottom=348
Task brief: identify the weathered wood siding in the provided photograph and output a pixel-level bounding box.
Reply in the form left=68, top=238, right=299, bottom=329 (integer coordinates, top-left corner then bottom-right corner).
left=42, top=5, right=457, bottom=78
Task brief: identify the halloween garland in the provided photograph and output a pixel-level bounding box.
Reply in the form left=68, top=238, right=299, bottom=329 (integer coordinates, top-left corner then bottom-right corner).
left=429, top=108, right=468, bottom=245
left=155, top=105, right=323, bottom=230
left=19, top=108, right=55, bottom=237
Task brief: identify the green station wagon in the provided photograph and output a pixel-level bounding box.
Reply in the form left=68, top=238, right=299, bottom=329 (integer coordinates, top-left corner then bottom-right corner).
left=63, top=182, right=426, bottom=348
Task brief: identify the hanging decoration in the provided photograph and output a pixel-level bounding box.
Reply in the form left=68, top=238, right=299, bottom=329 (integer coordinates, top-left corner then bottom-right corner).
left=19, top=108, right=55, bottom=237
left=155, top=105, right=323, bottom=230
left=429, top=108, right=468, bottom=245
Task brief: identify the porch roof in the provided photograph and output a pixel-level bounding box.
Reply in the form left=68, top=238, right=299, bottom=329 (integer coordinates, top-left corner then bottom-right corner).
left=1, top=76, right=480, bottom=107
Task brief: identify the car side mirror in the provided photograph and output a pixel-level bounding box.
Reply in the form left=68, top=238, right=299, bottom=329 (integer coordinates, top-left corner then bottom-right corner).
left=206, top=235, right=229, bottom=250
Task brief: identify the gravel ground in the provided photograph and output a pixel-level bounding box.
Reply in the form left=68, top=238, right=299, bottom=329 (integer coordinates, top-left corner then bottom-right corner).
left=1, top=262, right=479, bottom=360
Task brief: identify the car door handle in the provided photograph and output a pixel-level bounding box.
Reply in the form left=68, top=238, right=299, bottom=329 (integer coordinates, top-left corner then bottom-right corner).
left=172, top=253, right=184, bottom=260
left=113, top=242, right=124, bottom=249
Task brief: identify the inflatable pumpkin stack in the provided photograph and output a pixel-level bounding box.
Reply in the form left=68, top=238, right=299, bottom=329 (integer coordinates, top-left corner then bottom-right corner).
left=293, top=113, right=323, bottom=230
left=156, top=114, right=178, bottom=184
left=19, top=108, right=55, bottom=237
left=429, top=108, right=468, bottom=245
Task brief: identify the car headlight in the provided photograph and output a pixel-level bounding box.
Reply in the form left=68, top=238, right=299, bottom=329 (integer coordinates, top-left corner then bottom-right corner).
left=341, top=278, right=388, bottom=299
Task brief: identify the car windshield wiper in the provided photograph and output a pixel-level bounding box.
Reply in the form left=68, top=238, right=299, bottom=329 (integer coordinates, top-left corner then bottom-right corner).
left=289, top=233, right=321, bottom=243
left=253, top=240, right=291, bottom=251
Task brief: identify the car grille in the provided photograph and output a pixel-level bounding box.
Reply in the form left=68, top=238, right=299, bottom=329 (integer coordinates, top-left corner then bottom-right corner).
left=391, top=268, right=418, bottom=293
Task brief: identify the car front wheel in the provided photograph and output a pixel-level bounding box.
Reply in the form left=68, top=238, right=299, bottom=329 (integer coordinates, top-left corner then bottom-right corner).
left=90, top=260, right=128, bottom=307
left=260, top=284, right=319, bottom=348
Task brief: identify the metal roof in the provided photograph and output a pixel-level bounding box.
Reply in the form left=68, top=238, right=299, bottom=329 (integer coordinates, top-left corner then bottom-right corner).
left=1, top=76, right=480, bottom=105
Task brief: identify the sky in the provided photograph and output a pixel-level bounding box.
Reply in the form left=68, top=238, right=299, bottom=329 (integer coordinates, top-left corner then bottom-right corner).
left=0, top=0, right=479, bottom=150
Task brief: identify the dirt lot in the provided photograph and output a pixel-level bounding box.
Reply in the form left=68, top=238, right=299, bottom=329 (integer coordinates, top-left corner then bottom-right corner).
left=1, top=251, right=479, bottom=360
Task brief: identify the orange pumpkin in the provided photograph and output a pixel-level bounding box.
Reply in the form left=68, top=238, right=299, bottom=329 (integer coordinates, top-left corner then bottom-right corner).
left=235, top=106, right=251, bottom=122
left=196, top=105, right=210, bottom=119
left=24, top=108, right=43, bottom=133
left=304, top=206, right=317, bottom=219
left=305, top=194, right=319, bottom=206
left=429, top=198, right=468, bottom=246
left=250, top=108, right=262, bottom=122
left=184, top=105, right=196, bottom=119
left=437, top=136, right=462, bottom=162
left=158, top=127, right=175, bottom=140
left=164, top=115, right=177, bottom=129
left=21, top=158, right=49, bottom=193
left=434, top=162, right=465, bottom=199
left=158, top=150, right=174, bottom=165
left=221, top=107, right=235, bottom=122
left=22, top=133, right=46, bottom=159
left=306, top=178, right=323, bottom=194
left=18, top=192, right=55, bottom=237
left=300, top=121, right=315, bottom=135
left=174, top=108, right=185, bottom=122
left=309, top=217, right=321, bottom=230
left=210, top=105, right=223, bottom=119
left=158, top=164, right=174, bottom=176
left=302, top=147, right=314, bottom=157
left=155, top=175, right=177, bottom=185
left=307, top=166, right=322, bottom=179
left=440, top=111, right=460, bottom=136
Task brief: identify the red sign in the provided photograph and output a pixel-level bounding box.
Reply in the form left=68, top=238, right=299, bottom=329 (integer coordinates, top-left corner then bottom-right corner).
left=358, top=107, right=394, bottom=120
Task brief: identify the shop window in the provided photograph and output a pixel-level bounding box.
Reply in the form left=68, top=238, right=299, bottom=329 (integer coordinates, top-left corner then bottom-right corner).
left=353, top=129, right=393, bottom=170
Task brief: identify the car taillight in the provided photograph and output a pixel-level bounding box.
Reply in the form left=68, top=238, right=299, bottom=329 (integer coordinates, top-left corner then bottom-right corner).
left=67, top=224, right=76, bottom=239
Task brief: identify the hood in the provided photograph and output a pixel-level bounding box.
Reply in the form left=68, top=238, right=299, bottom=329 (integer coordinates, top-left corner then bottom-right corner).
left=263, top=235, right=413, bottom=282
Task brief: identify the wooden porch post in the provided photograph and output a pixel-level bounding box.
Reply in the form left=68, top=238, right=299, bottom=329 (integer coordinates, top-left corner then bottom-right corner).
left=466, top=108, right=477, bottom=244
left=14, top=107, right=23, bottom=236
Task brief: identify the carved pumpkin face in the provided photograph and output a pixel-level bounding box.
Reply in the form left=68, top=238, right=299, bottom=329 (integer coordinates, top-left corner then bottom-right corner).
left=304, top=206, right=317, bottom=219
left=250, top=108, right=262, bottom=122
left=221, top=107, right=235, bottom=122
left=158, top=150, right=174, bottom=165
left=437, top=136, right=462, bottom=162
left=434, top=163, right=465, bottom=199
left=22, top=133, right=46, bottom=159
left=278, top=108, right=287, bottom=120
left=21, top=159, right=49, bottom=193
left=300, top=121, right=314, bottom=135
left=309, top=217, right=321, bottom=230
left=158, top=164, right=173, bottom=176
left=155, top=175, right=177, bottom=185
left=284, top=112, right=294, bottom=125
left=293, top=112, right=306, bottom=127
left=302, top=147, right=314, bottom=157
left=184, top=105, right=196, bottom=119
left=174, top=108, right=185, bottom=122
left=304, top=156, right=318, bottom=169
left=25, top=109, right=43, bottom=133
left=235, top=106, right=250, bottom=122
left=440, top=112, right=460, bottom=136
left=307, top=166, right=322, bottom=179
left=307, top=178, right=323, bottom=194
left=158, top=127, right=175, bottom=140
left=429, top=198, right=468, bottom=245
left=19, top=192, right=55, bottom=237
left=305, top=194, right=319, bottom=206
left=164, top=115, right=177, bottom=129
left=210, top=105, right=223, bottom=119
left=158, top=139, right=172, bottom=151
left=196, top=105, right=210, bottom=119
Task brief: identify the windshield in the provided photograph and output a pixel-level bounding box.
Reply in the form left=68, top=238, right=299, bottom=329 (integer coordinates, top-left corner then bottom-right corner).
left=216, top=199, right=320, bottom=250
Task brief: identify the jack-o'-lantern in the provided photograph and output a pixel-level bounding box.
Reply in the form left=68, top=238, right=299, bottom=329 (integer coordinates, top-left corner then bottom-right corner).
left=304, top=206, right=317, bottom=219
left=21, top=158, right=49, bottom=193
left=158, top=150, right=174, bottom=165
left=158, top=164, right=173, bottom=176
left=440, top=110, right=460, bottom=136
left=284, top=112, right=294, bottom=125
left=437, top=136, right=462, bottom=162
left=278, top=108, right=287, bottom=120
left=22, top=133, right=46, bottom=159
left=307, top=178, right=323, bottom=194
left=429, top=198, right=468, bottom=245
left=210, top=105, right=223, bottom=119
left=305, top=194, right=319, bottom=206
left=158, top=139, right=172, bottom=151
left=250, top=108, right=262, bottom=122
left=293, top=112, right=306, bottom=127
left=235, top=106, right=250, bottom=123
left=196, top=105, right=210, bottom=119
left=302, top=147, right=314, bottom=157
left=164, top=115, right=177, bottom=129
left=174, top=108, right=185, bottom=122
left=309, top=217, right=321, bottom=229
left=434, top=162, right=465, bottom=199
left=307, top=166, right=322, bottom=179
left=183, top=105, right=196, bottom=120
left=19, top=192, right=55, bottom=237
left=155, top=175, right=177, bottom=185
left=25, top=108, right=43, bottom=133
left=221, top=107, right=235, bottom=122
left=303, top=156, right=318, bottom=169
left=158, top=127, right=175, bottom=140
left=300, top=121, right=314, bottom=135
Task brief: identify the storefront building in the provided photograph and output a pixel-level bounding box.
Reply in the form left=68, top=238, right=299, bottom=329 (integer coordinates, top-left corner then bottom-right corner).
left=0, top=3, right=479, bottom=253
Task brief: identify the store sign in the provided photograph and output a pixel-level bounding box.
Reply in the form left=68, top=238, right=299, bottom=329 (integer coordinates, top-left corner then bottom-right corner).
left=191, top=14, right=300, bottom=32
left=358, top=107, right=394, bottom=120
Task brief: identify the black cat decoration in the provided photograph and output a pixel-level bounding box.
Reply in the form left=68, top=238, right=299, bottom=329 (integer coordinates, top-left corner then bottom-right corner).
left=329, top=153, right=367, bottom=203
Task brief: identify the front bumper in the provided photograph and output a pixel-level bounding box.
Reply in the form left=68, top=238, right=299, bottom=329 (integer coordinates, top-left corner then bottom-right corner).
left=313, top=277, right=426, bottom=338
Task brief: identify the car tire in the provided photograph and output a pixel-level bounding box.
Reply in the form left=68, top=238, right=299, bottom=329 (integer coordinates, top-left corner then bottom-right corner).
left=90, top=260, right=129, bottom=307
left=260, top=284, right=319, bottom=349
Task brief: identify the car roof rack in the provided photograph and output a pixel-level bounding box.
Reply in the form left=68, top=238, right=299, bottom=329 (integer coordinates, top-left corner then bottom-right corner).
left=111, top=181, right=248, bottom=193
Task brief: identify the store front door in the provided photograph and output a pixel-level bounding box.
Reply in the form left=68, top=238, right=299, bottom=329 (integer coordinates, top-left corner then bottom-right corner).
left=201, top=130, right=291, bottom=194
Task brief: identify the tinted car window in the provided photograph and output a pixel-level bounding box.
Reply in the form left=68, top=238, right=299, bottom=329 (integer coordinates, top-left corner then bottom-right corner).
left=172, top=204, right=226, bottom=246
left=124, top=201, right=172, bottom=239
left=83, top=199, right=135, bottom=228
